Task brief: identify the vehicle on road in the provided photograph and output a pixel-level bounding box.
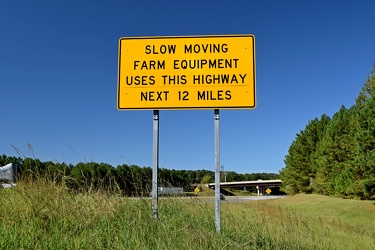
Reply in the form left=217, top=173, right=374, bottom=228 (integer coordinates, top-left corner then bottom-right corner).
left=220, top=193, right=225, bottom=201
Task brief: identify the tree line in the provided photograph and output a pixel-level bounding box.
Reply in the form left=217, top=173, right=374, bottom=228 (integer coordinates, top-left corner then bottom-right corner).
left=280, top=65, right=375, bottom=199
left=0, top=154, right=279, bottom=195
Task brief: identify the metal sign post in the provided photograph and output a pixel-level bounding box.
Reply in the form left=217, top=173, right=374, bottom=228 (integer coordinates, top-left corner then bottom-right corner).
left=152, top=110, right=159, bottom=219
left=214, top=109, right=221, bottom=234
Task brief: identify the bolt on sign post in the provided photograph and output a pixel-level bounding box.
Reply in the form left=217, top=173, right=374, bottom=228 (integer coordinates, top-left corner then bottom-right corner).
left=117, top=34, right=256, bottom=234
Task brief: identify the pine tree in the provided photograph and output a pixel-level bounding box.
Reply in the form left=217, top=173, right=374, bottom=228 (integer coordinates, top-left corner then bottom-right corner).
left=314, top=106, right=357, bottom=197
left=354, top=65, right=375, bottom=199
left=281, top=115, right=330, bottom=194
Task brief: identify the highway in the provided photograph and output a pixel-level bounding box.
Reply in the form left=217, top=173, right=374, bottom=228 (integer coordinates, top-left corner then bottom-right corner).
left=220, top=195, right=287, bottom=202
left=179, top=195, right=287, bottom=203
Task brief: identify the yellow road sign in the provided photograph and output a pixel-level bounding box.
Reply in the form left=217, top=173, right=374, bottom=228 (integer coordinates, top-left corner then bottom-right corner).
left=117, top=35, right=256, bottom=110
left=266, top=188, right=272, bottom=195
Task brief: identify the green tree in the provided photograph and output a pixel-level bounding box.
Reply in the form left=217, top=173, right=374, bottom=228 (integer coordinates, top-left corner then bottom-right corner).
left=69, top=162, right=114, bottom=191
left=314, top=106, right=358, bottom=196
left=200, top=174, right=212, bottom=184
left=224, top=171, right=244, bottom=182
left=0, top=154, right=22, bottom=166
left=280, top=115, right=330, bottom=194
left=353, top=65, right=375, bottom=199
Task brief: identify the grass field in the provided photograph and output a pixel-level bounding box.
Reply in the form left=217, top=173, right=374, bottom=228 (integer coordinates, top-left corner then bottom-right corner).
left=1, top=180, right=374, bottom=249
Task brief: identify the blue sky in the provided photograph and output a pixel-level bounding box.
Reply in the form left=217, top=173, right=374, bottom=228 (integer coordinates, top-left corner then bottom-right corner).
left=1, top=1, right=374, bottom=174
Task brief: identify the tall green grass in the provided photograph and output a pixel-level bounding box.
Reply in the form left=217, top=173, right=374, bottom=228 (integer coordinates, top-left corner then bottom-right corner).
left=222, top=196, right=375, bottom=249
left=1, top=179, right=374, bottom=249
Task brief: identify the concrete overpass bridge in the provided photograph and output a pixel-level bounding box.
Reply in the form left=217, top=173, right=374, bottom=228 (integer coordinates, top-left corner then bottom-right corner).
left=207, top=179, right=282, bottom=196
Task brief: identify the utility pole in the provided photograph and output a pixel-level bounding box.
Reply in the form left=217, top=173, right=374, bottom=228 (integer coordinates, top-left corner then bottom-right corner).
left=221, top=165, right=227, bottom=182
